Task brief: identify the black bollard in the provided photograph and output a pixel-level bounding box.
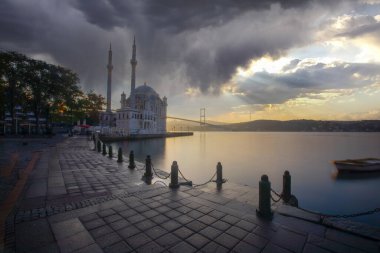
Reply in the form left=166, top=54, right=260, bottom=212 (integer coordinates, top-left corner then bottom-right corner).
left=144, top=155, right=153, bottom=179
left=216, top=162, right=223, bottom=187
left=282, top=170, right=291, bottom=203
left=128, top=151, right=136, bottom=169
left=108, top=145, right=113, bottom=158
left=117, top=147, right=123, bottom=163
left=256, top=175, right=273, bottom=219
left=102, top=143, right=107, bottom=155
left=169, top=161, right=179, bottom=188
left=93, top=138, right=96, bottom=150
left=97, top=140, right=101, bottom=152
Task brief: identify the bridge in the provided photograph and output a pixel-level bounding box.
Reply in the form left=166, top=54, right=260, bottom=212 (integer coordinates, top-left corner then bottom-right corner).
left=166, top=108, right=230, bottom=130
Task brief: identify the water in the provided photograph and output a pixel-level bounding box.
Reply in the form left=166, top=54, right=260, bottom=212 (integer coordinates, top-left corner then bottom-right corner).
left=112, top=132, right=380, bottom=226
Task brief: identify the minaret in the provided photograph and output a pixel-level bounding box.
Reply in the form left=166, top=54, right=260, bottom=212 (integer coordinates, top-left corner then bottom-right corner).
left=106, top=43, right=113, bottom=112
left=130, top=36, right=137, bottom=108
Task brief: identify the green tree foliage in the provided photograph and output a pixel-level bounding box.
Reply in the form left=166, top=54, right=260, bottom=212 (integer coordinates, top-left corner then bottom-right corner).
left=0, top=51, right=104, bottom=133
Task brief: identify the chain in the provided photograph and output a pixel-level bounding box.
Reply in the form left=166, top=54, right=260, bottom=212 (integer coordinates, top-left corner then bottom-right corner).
left=151, top=164, right=171, bottom=179
left=178, top=168, right=192, bottom=182
left=193, top=171, right=217, bottom=187
left=154, top=180, right=168, bottom=187
left=296, top=206, right=380, bottom=219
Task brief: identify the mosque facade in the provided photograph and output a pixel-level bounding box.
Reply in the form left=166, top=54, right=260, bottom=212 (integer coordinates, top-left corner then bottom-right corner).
left=99, top=38, right=167, bottom=134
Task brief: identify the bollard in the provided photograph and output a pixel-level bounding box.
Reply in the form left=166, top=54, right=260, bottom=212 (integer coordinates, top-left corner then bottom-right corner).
left=117, top=147, right=123, bottom=163
left=128, top=151, right=136, bottom=169
left=108, top=145, right=113, bottom=158
left=102, top=143, right=107, bottom=155
left=216, top=162, right=223, bottom=187
left=169, top=161, right=179, bottom=188
left=97, top=140, right=101, bottom=152
left=256, top=175, right=273, bottom=219
left=282, top=170, right=291, bottom=203
left=93, top=138, right=96, bottom=150
left=144, top=155, right=153, bottom=179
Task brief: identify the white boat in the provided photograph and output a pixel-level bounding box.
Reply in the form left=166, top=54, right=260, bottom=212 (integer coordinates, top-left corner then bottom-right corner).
left=334, top=158, right=380, bottom=172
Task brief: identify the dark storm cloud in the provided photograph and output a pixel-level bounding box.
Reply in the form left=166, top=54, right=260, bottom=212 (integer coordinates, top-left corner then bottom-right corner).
left=0, top=0, right=347, bottom=98
left=235, top=61, right=380, bottom=104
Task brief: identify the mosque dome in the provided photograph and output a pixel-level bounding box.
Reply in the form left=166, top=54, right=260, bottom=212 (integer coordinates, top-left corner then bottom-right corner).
left=134, top=83, right=160, bottom=99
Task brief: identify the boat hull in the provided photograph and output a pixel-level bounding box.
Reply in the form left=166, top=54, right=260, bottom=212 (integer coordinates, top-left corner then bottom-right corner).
left=334, top=158, right=380, bottom=172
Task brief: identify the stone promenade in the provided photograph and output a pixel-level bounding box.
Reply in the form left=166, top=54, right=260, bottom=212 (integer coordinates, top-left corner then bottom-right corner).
left=2, top=136, right=379, bottom=252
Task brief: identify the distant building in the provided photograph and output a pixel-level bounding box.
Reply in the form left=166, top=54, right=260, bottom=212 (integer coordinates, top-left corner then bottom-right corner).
left=99, top=38, right=167, bottom=134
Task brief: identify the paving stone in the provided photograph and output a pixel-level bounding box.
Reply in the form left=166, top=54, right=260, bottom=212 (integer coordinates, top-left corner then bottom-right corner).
left=127, top=214, right=146, bottom=224
left=98, top=209, right=116, bottom=217
left=51, top=218, right=85, bottom=240
left=133, top=203, right=149, bottom=212
left=307, top=234, right=364, bottom=253
left=187, top=210, right=203, bottom=219
left=119, top=209, right=138, bottom=218
left=262, top=243, right=293, bottom=253
left=28, top=243, right=60, bottom=253
left=271, top=227, right=306, bottom=253
left=109, top=219, right=130, bottom=231
left=96, top=232, right=122, bottom=248
left=112, top=204, right=129, bottom=212
left=243, top=232, right=268, bottom=249
left=104, top=214, right=123, bottom=224
left=232, top=241, right=261, bottom=253
left=161, top=220, right=182, bottom=232
left=208, top=210, right=225, bottom=219
left=186, top=233, right=210, bottom=249
left=211, top=220, right=231, bottom=231
left=156, top=233, right=181, bottom=249
left=151, top=214, right=170, bottom=225
left=199, top=226, right=223, bottom=240
left=83, top=218, right=106, bottom=230
left=89, top=225, right=113, bottom=238
left=198, top=206, right=214, bottom=214
left=253, top=226, right=276, bottom=240
left=135, top=219, right=156, bottom=231
left=214, top=233, right=240, bottom=249
left=79, top=213, right=100, bottom=223
left=186, top=220, right=208, bottom=232
left=165, top=209, right=182, bottom=219
left=176, top=205, right=192, bottom=214
left=173, top=226, right=194, bottom=239
left=135, top=241, right=165, bottom=253
left=146, top=225, right=168, bottom=239
left=104, top=241, right=133, bottom=253
left=235, top=220, right=257, bottom=232
left=16, top=219, right=55, bottom=252
left=169, top=241, right=197, bottom=253
left=200, top=241, right=229, bottom=253
left=117, top=225, right=140, bottom=239
left=226, top=225, right=249, bottom=239
left=57, top=231, right=95, bottom=253
left=186, top=202, right=202, bottom=209
left=73, top=243, right=103, bottom=253
left=126, top=232, right=152, bottom=249
left=302, top=243, right=331, bottom=253
left=156, top=205, right=171, bottom=213
left=175, top=214, right=193, bottom=225
left=325, top=228, right=378, bottom=253
left=221, top=215, right=240, bottom=225
left=167, top=201, right=183, bottom=209
left=146, top=201, right=162, bottom=208
left=141, top=209, right=159, bottom=219
left=198, top=215, right=217, bottom=225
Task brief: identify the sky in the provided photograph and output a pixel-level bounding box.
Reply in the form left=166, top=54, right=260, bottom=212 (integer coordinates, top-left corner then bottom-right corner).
left=1, top=0, right=380, bottom=123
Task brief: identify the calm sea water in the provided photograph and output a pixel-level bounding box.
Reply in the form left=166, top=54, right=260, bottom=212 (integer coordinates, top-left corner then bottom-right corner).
left=112, top=132, right=380, bottom=226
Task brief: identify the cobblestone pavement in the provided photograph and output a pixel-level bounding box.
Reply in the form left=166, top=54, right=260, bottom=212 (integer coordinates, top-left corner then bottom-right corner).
left=4, top=136, right=380, bottom=252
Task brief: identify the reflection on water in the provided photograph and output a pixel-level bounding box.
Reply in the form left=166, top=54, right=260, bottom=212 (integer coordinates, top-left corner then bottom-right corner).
left=111, top=132, right=380, bottom=226
left=333, top=171, right=380, bottom=180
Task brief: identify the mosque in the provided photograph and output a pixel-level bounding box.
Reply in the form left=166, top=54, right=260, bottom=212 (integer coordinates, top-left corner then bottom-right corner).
left=99, top=38, right=167, bottom=134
